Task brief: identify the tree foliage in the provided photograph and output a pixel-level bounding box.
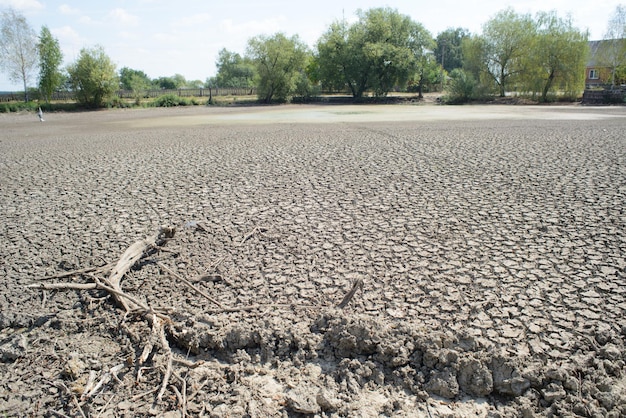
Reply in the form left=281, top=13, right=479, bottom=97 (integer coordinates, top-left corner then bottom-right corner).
left=214, top=48, right=256, bottom=88
left=526, top=12, right=588, bottom=101
left=67, top=45, right=118, bottom=107
left=119, top=67, right=151, bottom=90
left=154, top=74, right=187, bottom=89
left=246, top=33, right=309, bottom=103
left=37, top=26, right=63, bottom=102
left=316, top=7, right=433, bottom=98
left=445, top=68, right=479, bottom=103
left=434, top=27, right=469, bottom=73
left=479, top=8, right=535, bottom=97
left=460, top=9, right=588, bottom=101
left=598, top=5, right=626, bottom=86
left=0, top=7, right=39, bottom=100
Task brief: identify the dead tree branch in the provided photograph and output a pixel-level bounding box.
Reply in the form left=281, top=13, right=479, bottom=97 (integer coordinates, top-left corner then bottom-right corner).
left=337, top=278, right=364, bottom=309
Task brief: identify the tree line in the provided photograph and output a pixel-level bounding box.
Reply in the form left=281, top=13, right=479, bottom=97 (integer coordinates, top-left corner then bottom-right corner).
left=1, top=5, right=625, bottom=107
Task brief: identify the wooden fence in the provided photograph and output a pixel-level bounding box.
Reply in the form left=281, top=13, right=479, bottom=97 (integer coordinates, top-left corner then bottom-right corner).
left=0, top=87, right=257, bottom=102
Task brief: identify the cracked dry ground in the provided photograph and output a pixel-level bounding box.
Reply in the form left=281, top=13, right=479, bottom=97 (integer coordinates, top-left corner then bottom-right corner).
left=1, top=106, right=625, bottom=417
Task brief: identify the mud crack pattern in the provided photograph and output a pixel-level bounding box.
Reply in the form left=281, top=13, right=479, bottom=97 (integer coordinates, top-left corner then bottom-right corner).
left=0, top=108, right=625, bottom=417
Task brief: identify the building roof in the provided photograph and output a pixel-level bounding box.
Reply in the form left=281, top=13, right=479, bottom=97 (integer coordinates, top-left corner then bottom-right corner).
left=587, top=39, right=626, bottom=67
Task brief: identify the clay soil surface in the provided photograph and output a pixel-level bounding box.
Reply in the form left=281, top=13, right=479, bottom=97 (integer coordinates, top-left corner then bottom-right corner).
left=1, top=104, right=626, bottom=417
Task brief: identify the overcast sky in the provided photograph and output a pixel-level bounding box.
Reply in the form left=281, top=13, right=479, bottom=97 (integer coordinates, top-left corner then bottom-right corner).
left=0, top=0, right=622, bottom=91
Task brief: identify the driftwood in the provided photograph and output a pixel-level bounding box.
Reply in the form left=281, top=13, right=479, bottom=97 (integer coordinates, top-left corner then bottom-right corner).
left=27, top=227, right=178, bottom=408
left=26, top=223, right=369, bottom=412
left=105, top=226, right=175, bottom=312
left=337, top=278, right=364, bottom=309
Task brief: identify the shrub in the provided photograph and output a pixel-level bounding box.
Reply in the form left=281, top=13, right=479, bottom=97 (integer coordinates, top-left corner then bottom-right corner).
left=151, top=94, right=191, bottom=107
left=106, top=97, right=132, bottom=108
left=444, top=69, right=479, bottom=104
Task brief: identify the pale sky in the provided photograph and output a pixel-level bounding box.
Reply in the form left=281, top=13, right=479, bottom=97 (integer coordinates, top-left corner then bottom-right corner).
left=0, top=0, right=622, bottom=91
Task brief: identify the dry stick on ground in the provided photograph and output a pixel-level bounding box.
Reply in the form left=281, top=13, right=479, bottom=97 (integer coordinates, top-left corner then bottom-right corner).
left=105, top=226, right=175, bottom=312
left=337, top=278, right=364, bottom=309
left=157, top=262, right=222, bottom=308
left=38, top=262, right=115, bottom=281
left=26, top=279, right=170, bottom=322
left=156, top=314, right=174, bottom=403
left=238, top=226, right=268, bottom=247
left=191, top=256, right=226, bottom=283
left=28, top=227, right=178, bottom=406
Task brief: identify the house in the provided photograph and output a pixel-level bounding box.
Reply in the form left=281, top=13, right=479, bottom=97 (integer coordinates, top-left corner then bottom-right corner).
left=586, top=39, right=626, bottom=89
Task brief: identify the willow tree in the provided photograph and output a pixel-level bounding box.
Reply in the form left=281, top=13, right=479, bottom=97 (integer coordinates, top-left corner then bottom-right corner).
left=526, top=12, right=588, bottom=102
left=474, top=8, right=535, bottom=97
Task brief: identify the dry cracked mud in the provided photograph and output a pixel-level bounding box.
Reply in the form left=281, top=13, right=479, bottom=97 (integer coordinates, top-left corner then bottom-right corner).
left=1, top=104, right=625, bottom=417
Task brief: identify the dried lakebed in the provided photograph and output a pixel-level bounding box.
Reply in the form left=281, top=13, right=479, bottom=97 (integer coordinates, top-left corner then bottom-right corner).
left=1, top=105, right=625, bottom=417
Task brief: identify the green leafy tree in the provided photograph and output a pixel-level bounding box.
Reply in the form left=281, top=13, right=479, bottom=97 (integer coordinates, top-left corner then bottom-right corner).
left=246, top=32, right=309, bottom=103
left=154, top=76, right=176, bottom=89
left=526, top=12, right=588, bottom=102
left=186, top=79, right=204, bottom=88
left=172, top=73, right=187, bottom=88
left=154, top=74, right=187, bottom=89
left=434, top=27, right=470, bottom=73
left=37, top=26, right=63, bottom=103
left=214, top=48, right=256, bottom=88
left=475, top=8, right=535, bottom=97
left=317, top=7, right=432, bottom=98
left=0, top=7, right=38, bottom=101
left=598, top=5, right=626, bottom=86
left=315, top=20, right=354, bottom=93
left=67, top=45, right=118, bottom=107
left=119, top=67, right=151, bottom=103
left=409, top=52, right=441, bottom=96
left=119, top=67, right=150, bottom=90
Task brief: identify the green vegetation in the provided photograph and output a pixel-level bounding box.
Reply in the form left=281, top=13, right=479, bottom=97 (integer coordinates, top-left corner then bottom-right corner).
left=246, top=33, right=309, bottom=103
left=0, top=100, right=78, bottom=113
left=316, top=7, right=433, bottom=98
left=209, top=49, right=256, bottom=88
left=0, top=5, right=619, bottom=110
left=37, top=26, right=63, bottom=103
left=459, top=8, right=590, bottom=103
left=444, top=69, right=482, bottom=104
left=66, top=45, right=118, bottom=107
left=150, top=93, right=198, bottom=107
left=0, top=7, right=38, bottom=101
left=596, top=5, right=626, bottom=86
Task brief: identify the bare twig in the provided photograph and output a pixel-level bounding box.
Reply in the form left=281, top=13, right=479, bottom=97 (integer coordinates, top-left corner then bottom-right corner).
left=26, top=279, right=170, bottom=322
left=95, top=394, right=116, bottom=418
left=157, top=262, right=222, bottom=308
left=27, top=282, right=98, bottom=291
left=157, top=339, right=173, bottom=402
left=172, top=371, right=188, bottom=417
left=337, top=278, right=364, bottom=309
left=173, top=357, right=205, bottom=368
left=139, top=315, right=163, bottom=365
left=38, top=263, right=114, bottom=281
left=48, top=410, right=72, bottom=418
left=131, top=387, right=158, bottom=402
left=53, top=380, right=86, bottom=418
left=238, top=226, right=268, bottom=246
left=84, top=364, right=125, bottom=400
